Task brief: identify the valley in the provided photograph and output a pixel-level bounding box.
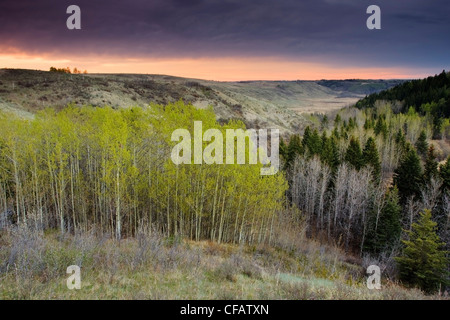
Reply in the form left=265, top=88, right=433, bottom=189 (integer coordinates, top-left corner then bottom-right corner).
left=0, top=68, right=403, bottom=134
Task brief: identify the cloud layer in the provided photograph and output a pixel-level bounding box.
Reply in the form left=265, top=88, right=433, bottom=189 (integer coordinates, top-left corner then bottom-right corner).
left=0, top=0, right=448, bottom=78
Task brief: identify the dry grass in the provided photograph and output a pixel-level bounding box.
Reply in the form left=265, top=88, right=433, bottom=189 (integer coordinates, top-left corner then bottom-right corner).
left=0, top=224, right=446, bottom=300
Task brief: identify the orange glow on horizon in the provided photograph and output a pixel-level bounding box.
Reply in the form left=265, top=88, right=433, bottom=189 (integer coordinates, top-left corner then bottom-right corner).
left=0, top=53, right=437, bottom=81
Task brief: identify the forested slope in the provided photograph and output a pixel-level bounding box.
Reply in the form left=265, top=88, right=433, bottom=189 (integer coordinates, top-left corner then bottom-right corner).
left=356, top=71, right=450, bottom=138
left=280, top=74, right=450, bottom=293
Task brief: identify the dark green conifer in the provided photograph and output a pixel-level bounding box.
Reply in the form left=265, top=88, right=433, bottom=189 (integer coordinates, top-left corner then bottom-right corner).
left=345, top=136, right=363, bottom=170
left=362, top=137, right=381, bottom=181
left=415, top=130, right=428, bottom=157
left=395, top=210, right=448, bottom=294
left=423, top=145, right=439, bottom=183
left=393, top=146, right=423, bottom=203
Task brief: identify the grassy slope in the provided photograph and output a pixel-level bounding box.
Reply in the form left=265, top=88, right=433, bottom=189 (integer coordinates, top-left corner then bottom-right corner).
left=0, top=228, right=441, bottom=300
left=0, top=69, right=402, bottom=134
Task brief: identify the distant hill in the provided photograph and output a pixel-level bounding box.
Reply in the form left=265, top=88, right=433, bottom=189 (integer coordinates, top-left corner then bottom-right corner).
left=356, top=71, right=449, bottom=112
left=0, top=68, right=403, bottom=133
left=318, top=79, right=405, bottom=96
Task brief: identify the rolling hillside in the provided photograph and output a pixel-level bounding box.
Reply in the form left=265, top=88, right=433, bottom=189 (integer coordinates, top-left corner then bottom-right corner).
left=0, top=68, right=403, bottom=133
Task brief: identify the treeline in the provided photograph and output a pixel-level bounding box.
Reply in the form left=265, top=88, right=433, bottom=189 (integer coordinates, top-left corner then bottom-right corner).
left=49, top=66, right=87, bottom=74
left=356, top=70, right=450, bottom=138
left=0, top=102, right=286, bottom=244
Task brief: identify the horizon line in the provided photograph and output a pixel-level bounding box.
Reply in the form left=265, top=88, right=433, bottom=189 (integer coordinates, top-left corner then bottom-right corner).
left=1, top=67, right=418, bottom=83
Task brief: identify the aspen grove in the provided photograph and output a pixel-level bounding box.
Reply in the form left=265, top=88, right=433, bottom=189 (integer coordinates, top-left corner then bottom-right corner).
left=0, top=101, right=287, bottom=243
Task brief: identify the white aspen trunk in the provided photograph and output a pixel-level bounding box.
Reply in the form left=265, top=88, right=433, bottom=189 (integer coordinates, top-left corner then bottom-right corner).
left=210, top=168, right=221, bottom=241
left=116, top=169, right=121, bottom=241
left=70, top=159, right=76, bottom=232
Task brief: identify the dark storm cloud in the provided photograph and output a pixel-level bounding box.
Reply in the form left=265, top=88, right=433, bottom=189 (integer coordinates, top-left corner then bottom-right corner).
left=0, top=0, right=449, bottom=68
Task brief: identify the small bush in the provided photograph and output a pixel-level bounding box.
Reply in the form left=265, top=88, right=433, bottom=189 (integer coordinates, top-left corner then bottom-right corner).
left=3, top=225, right=46, bottom=278
left=281, top=281, right=311, bottom=300
left=231, top=254, right=263, bottom=280
left=204, top=241, right=225, bottom=256
left=214, top=260, right=238, bottom=282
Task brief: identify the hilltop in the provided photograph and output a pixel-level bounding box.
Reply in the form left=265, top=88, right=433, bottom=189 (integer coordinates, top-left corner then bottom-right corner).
left=0, top=68, right=403, bottom=133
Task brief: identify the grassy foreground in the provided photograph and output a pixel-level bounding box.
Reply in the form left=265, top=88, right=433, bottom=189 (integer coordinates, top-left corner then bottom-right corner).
left=0, top=226, right=445, bottom=300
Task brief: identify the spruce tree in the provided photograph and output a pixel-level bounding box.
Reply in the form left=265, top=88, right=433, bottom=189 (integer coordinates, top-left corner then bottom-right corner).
left=303, top=126, right=311, bottom=138
left=320, top=131, right=328, bottom=159
left=279, top=137, right=287, bottom=161
left=279, top=137, right=289, bottom=169
left=374, top=116, right=388, bottom=138
left=345, top=136, right=363, bottom=170
left=363, top=118, right=373, bottom=130
left=330, top=136, right=340, bottom=168
left=362, top=137, right=381, bottom=181
left=423, top=145, right=439, bottom=183
left=286, top=134, right=303, bottom=167
left=395, top=210, right=448, bottom=293
left=332, top=127, right=340, bottom=140
left=340, top=126, right=348, bottom=140
left=307, top=129, right=322, bottom=156
left=395, top=128, right=407, bottom=152
left=439, top=156, right=450, bottom=192
left=321, top=133, right=340, bottom=171
left=365, top=187, right=402, bottom=254
left=381, top=187, right=402, bottom=247
left=348, top=117, right=355, bottom=130
left=415, top=130, right=428, bottom=157
left=334, top=114, right=341, bottom=127
left=302, top=126, right=311, bottom=151
left=393, top=146, right=423, bottom=204
left=321, top=114, right=328, bottom=129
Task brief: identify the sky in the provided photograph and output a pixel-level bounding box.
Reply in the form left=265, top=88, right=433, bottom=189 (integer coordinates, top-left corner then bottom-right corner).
left=0, top=0, right=449, bottom=81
